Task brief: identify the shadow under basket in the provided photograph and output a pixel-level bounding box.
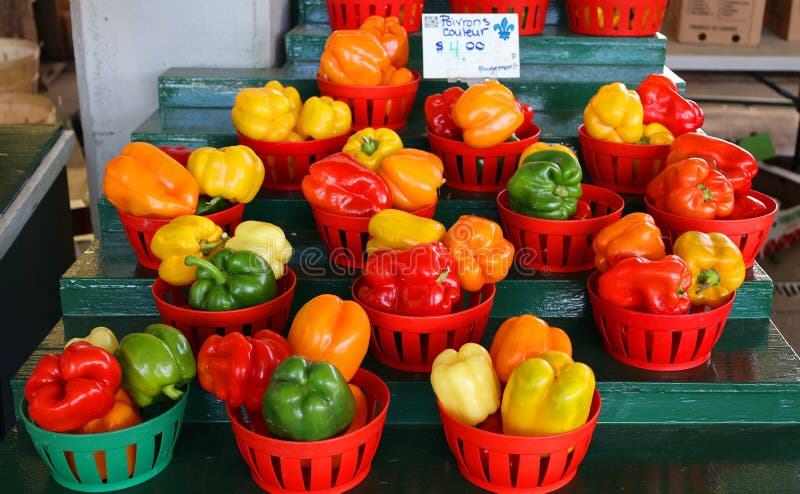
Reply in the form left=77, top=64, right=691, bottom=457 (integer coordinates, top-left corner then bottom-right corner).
left=439, top=390, right=601, bottom=494
left=317, top=72, right=420, bottom=131
left=311, top=202, right=436, bottom=269
left=352, top=278, right=496, bottom=372
left=427, top=125, right=541, bottom=193
left=578, top=124, right=670, bottom=195
left=645, top=191, right=778, bottom=270
left=497, top=185, right=625, bottom=273
left=237, top=132, right=350, bottom=191
left=227, top=368, right=390, bottom=494
left=151, top=268, right=297, bottom=353
left=449, top=0, right=549, bottom=35
left=21, top=389, right=189, bottom=492
left=566, top=0, right=668, bottom=36
left=116, top=203, right=245, bottom=270
left=326, top=0, right=426, bottom=31
left=587, top=271, right=736, bottom=371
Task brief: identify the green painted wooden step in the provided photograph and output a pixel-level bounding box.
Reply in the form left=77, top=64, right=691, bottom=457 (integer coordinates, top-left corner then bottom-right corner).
left=3, top=420, right=798, bottom=493
left=285, top=23, right=666, bottom=66
left=58, top=236, right=775, bottom=322
left=13, top=317, right=800, bottom=425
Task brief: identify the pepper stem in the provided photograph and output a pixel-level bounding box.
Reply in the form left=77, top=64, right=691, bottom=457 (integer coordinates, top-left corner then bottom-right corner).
left=196, top=195, right=223, bottom=214
left=161, top=384, right=184, bottom=401
left=360, top=136, right=379, bottom=156
left=695, top=268, right=721, bottom=294
left=435, top=268, right=451, bottom=284
left=698, top=184, right=713, bottom=202
left=199, top=233, right=229, bottom=256
left=554, top=185, right=568, bottom=198
left=184, top=255, right=227, bottom=284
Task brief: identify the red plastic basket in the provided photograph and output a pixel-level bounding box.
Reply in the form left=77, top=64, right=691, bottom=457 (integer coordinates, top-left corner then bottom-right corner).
left=352, top=278, right=495, bottom=372
left=566, top=0, right=668, bottom=36
left=151, top=268, right=296, bottom=353
left=117, top=203, right=245, bottom=270
left=578, top=124, right=670, bottom=194
left=439, top=390, right=601, bottom=493
left=237, top=132, right=350, bottom=191
left=326, top=0, right=426, bottom=31
left=587, top=271, right=735, bottom=371
left=497, top=185, right=624, bottom=273
left=449, top=0, right=549, bottom=35
left=317, top=72, right=420, bottom=131
left=227, top=368, right=390, bottom=494
left=427, top=125, right=541, bottom=192
left=311, top=202, right=437, bottom=269
left=645, top=190, right=778, bottom=269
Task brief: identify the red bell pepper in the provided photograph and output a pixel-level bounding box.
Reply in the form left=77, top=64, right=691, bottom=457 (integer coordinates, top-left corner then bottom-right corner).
left=666, top=133, right=758, bottom=193
left=597, top=255, right=692, bottom=315
left=728, top=193, right=770, bottom=220
left=424, top=87, right=465, bottom=140
left=24, top=342, right=122, bottom=432
left=197, top=330, right=290, bottom=412
left=157, top=145, right=195, bottom=166
left=646, top=157, right=735, bottom=219
left=570, top=199, right=592, bottom=220
left=301, top=152, right=392, bottom=216
left=636, top=74, right=704, bottom=137
left=514, top=99, right=536, bottom=139
left=357, top=241, right=461, bottom=316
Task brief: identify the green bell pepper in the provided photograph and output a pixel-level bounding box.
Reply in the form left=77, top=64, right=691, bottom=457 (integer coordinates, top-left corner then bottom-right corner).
left=116, top=324, right=196, bottom=407
left=185, top=248, right=277, bottom=311
left=506, top=149, right=583, bottom=220
left=262, top=355, right=355, bottom=441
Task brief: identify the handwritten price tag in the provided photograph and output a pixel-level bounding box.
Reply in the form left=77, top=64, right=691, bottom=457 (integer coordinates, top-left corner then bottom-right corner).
left=421, top=13, right=520, bottom=80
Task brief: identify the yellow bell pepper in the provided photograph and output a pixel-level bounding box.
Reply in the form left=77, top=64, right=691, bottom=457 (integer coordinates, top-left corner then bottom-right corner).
left=366, top=209, right=446, bottom=253
left=231, top=87, right=297, bottom=142
left=643, top=122, right=675, bottom=145
left=295, top=96, right=352, bottom=140
left=431, top=343, right=501, bottom=427
left=583, top=82, right=644, bottom=144
left=377, top=148, right=444, bottom=211
left=342, top=127, right=403, bottom=171
left=65, top=326, right=119, bottom=354
left=186, top=145, right=265, bottom=204
left=151, top=215, right=226, bottom=286
left=501, top=350, right=595, bottom=437
left=224, top=221, right=293, bottom=279
left=672, top=231, right=745, bottom=308
left=518, top=142, right=579, bottom=167
left=265, top=80, right=302, bottom=121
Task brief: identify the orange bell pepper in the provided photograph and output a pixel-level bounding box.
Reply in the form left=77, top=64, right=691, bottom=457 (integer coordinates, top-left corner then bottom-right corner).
left=442, top=215, right=515, bottom=292
left=66, top=388, right=142, bottom=481
left=287, top=294, right=371, bottom=381
left=380, top=65, right=415, bottom=85
left=344, top=383, right=369, bottom=434
left=377, top=149, right=444, bottom=211
left=102, top=142, right=200, bottom=219
left=646, top=157, right=735, bottom=220
left=518, top=142, right=578, bottom=167
left=451, top=80, right=524, bottom=149
left=359, top=15, right=409, bottom=69
left=318, top=30, right=390, bottom=86
left=489, top=315, right=573, bottom=383
left=592, top=212, right=667, bottom=273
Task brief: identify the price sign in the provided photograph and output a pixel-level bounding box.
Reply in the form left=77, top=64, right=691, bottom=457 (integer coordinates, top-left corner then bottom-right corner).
left=421, top=13, right=520, bottom=80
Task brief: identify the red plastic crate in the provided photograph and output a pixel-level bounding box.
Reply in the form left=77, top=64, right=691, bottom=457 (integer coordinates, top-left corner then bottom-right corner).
left=326, top=0, right=425, bottom=31
left=566, top=0, right=668, bottom=36
left=449, top=0, right=549, bottom=35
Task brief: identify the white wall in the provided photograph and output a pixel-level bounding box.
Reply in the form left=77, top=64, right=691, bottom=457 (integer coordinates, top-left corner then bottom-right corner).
left=71, top=0, right=291, bottom=231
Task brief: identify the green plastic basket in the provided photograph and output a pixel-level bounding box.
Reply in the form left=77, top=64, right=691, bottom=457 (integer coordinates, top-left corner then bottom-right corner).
left=20, top=388, right=189, bottom=492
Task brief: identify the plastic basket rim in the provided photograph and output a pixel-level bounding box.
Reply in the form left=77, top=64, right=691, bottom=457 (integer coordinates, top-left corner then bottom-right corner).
left=352, top=278, right=496, bottom=326
left=566, top=0, right=667, bottom=7
left=426, top=125, right=542, bottom=154
left=438, top=388, right=602, bottom=443
left=116, top=201, right=245, bottom=225
left=151, top=267, right=297, bottom=318
left=316, top=70, right=421, bottom=91
left=496, top=185, right=625, bottom=226
left=236, top=130, right=350, bottom=152
left=225, top=368, right=390, bottom=447
left=644, top=191, right=779, bottom=226
left=19, top=386, right=190, bottom=441
left=577, top=124, right=671, bottom=154
left=587, top=270, right=737, bottom=322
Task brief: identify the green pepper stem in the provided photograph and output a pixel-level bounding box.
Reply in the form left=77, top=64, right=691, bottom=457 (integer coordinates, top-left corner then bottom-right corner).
left=196, top=195, right=223, bottom=214
left=161, top=384, right=184, bottom=401
left=199, top=233, right=228, bottom=256
left=554, top=185, right=569, bottom=198
left=698, top=184, right=713, bottom=202
left=361, top=136, right=379, bottom=156
left=695, top=268, right=721, bottom=294
left=435, top=268, right=451, bottom=284
left=184, top=255, right=227, bottom=284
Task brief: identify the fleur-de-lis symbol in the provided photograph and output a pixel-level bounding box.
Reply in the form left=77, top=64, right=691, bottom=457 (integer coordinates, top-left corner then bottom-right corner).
left=494, top=18, right=515, bottom=40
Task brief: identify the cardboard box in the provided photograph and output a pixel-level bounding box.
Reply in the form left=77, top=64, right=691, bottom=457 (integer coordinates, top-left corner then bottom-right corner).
left=668, top=0, right=767, bottom=45
left=764, top=0, right=800, bottom=40
left=754, top=163, right=800, bottom=259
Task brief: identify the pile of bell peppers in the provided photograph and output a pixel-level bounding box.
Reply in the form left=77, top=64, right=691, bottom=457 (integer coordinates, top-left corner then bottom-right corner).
left=583, top=75, right=705, bottom=145
left=424, top=80, right=535, bottom=148
left=25, top=324, right=195, bottom=479
left=232, top=80, right=352, bottom=142
left=592, top=214, right=746, bottom=313
left=318, top=16, right=414, bottom=87
left=431, top=313, right=596, bottom=438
